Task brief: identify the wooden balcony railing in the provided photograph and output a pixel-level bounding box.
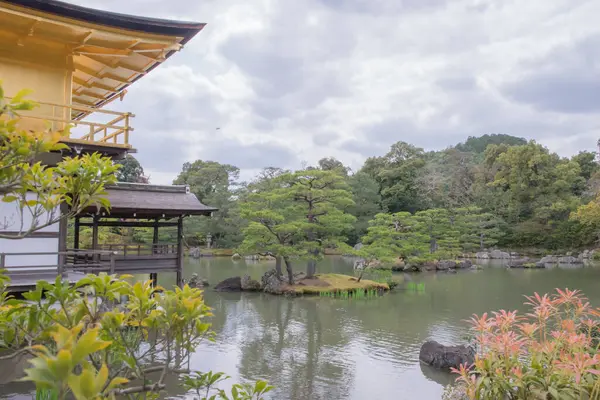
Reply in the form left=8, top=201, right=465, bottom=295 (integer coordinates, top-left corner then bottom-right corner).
left=10, top=99, right=134, bottom=148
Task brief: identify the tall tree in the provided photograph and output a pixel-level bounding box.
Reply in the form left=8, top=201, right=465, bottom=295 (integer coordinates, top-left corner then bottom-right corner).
left=173, top=160, right=244, bottom=248
left=417, top=148, right=476, bottom=210
left=282, top=169, right=356, bottom=278
left=346, top=171, right=383, bottom=245
left=413, top=208, right=460, bottom=256
left=317, top=157, right=350, bottom=176
left=238, top=182, right=305, bottom=284
left=485, top=141, right=582, bottom=223
left=358, top=212, right=428, bottom=262
left=361, top=141, right=426, bottom=213
left=455, top=207, right=505, bottom=252
left=114, top=155, right=148, bottom=183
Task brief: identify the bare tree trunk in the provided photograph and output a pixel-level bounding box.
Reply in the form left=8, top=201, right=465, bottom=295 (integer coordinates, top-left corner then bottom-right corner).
left=480, top=233, right=484, bottom=250
left=306, top=258, right=317, bottom=279
left=275, top=256, right=283, bottom=277
left=284, top=256, right=294, bottom=285
left=429, top=238, right=436, bottom=254
left=357, top=267, right=365, bottom=282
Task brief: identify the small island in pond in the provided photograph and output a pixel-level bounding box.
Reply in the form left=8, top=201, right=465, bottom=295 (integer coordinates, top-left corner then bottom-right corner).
left=212, top=272, right=389, bottom=296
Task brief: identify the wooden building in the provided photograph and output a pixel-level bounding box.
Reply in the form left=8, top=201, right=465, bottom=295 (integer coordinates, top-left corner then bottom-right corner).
left=0, top=0, right=213, bottom=289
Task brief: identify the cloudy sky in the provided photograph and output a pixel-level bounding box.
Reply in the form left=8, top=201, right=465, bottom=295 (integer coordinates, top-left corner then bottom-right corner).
left=76, top=0, right=600, bottom=184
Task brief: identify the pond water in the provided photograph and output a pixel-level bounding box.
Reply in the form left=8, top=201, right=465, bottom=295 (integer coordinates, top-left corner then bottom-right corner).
left=2, top=257, right=600, bottom=399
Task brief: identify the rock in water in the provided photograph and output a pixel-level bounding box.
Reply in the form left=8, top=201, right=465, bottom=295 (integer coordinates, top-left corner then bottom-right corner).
left=558, top=256, right=581, bottom=264
left=475, top=251, right=489, bottom=259
left=437, top=260, right=457, bottom=270
left=353, top=242, right=363, bottom=251
left=231, top=253, right=242, bottom=260
left=489, top=250, right=510, bottom=259
left=241, top=274, right=261, bottom=291
left=507, top=257, right=530, bottom=268
left=189, top=247, right=201, bottom=258
left=419, top=340, right=475, bottom=371
left=458, top=260, right=472, bottom=269
left=261, top=269, right=286, bottom=294
left=214, top=277, right=242, bottom=292
left=185, top=273, right=209, bottom=288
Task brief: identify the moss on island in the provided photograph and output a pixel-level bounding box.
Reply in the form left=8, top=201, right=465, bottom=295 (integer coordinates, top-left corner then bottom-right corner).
left=288, top=273, right=389, bottom=295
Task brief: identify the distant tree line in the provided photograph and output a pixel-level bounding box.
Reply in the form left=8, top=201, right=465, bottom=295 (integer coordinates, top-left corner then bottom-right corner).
left=116, top=134, right=600, bottom=274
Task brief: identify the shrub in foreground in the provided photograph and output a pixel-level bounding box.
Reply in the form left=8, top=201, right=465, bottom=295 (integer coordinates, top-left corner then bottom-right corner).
left=0, top=272, right=272, bottom=399
left=452, top=288, right=600, bottom=399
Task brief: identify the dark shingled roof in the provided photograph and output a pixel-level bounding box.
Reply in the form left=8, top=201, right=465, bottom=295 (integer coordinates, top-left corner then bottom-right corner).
left=3, top=0, right=206, bottom=43
left=83, top=183, right=217, bottom=218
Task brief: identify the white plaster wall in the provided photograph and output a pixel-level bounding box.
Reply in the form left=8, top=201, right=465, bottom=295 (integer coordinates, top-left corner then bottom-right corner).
left=0, top=193, right=60, bottom=267
left=0, top=193, right=60, bottom=233
left=0, top=238, right=59, bottom=267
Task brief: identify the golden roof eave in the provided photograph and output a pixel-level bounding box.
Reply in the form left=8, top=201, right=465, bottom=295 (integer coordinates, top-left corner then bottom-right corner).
left=0, top=0, right=205, bottom=118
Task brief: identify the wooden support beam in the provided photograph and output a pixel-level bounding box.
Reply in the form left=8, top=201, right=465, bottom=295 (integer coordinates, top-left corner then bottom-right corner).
left=101, top=72, right=132, bottom=84
left=91, top=215, right=99, bottom=250
left=58, top=204, right=68, bottom=270
left=153, top=218, right=159, bottom=254
left=79, top=221, right=179, bottom=228
left=77, top=45, right=132, bottom=57
left=176, top=216, right=183, bottom=288
left=73, top=61, right=102, bottom=79
left=74, top=217, right=80, bottom=250
left=72, top=96, right=98, bottom=107
left=73, top=76, right=120, bottom=93
left=78, top=89, right=106, bottom=100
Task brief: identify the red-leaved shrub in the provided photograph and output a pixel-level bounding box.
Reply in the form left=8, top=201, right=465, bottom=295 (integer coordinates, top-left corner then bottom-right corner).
left=452, top=288, right=600, bottom=399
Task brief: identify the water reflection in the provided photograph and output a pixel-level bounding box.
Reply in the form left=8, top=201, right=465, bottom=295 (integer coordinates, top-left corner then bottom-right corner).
left=2, top=257, right=600, bottom=399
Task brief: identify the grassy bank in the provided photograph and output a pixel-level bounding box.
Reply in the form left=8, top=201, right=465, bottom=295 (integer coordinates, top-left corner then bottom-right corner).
left=195, top=248, right=235, bottom=257
left=288, top=273, right=389, bottom=295
left=191, top=248, right=345, bottom=257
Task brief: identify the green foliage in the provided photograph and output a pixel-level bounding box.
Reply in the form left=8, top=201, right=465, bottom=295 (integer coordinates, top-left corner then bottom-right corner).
left=454, top=289, right=600, bottom=399
left=358, top=212, right=427, bottom=262
left=346, top=171, right=383, bottom=245
left=571, top=196, right=600, bottom=244
left=114, top=155, right=148, bottom=183
left=413, top=208, right=460, bottom=256
left=0, top=272, right=272, bottom=399
left=454, top=207, right=505, bottom=252
left=280, top=169, right=357, bottom=276
left=238, top=168, right=356, bottom=278
left=183, top=372, right=273, bottom=400
left=0, top=83, right=118, bottom=239
left=484, top=141, right=582, bottom=223
left=361, top=141, right=427, bottom=213
left=454, top=133, right=527, bottom=153
left=174, top=160, right=245, bottom=248
left=317, top=156, right=350, bottom=176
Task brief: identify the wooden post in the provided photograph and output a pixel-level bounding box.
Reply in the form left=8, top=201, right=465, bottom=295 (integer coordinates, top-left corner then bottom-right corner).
left=74, top=216, right=80, bottom=250
left=0, top=253, right=5, bottom=269
left=150, top=273, right=158, bottom=287
left=58, top=204, right=68, bottom=269
left=92, top=215, right=99, bottom=266
left=153, top=218, right=159, bottom=254
left=176, top=216, right=184, bottom=287
left=109, top=252, right=116, bottom=274
left=148, top=218, right=160, bottom=287
left=92, top=215, right=99, bottom=250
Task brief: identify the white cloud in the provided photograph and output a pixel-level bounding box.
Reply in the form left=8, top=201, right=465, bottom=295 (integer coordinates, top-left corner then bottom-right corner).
left=74, top=0, right=600, bottom=180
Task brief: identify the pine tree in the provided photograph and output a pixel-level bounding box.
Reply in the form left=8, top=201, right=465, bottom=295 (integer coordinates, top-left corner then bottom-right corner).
left=282, top=169, right=356, bottom=278
left=413, top=208, right=460, bottom=257
left=455, top=207, right=505, bottom=252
